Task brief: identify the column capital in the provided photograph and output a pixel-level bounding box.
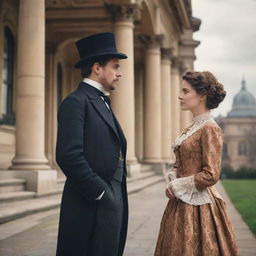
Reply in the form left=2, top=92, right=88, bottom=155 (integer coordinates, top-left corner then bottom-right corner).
left=161, top=48, right=173, bottom=61
left=179, top=59, right=191, bottom=74
left=105, top=3, right=140, bottom=22
left=171, top=56, right=180, bottom=70
left=138, top=34, right=164, bottom=48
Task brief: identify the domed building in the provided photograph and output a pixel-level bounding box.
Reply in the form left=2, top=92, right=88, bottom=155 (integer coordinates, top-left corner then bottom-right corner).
left=218, top=78, right=256, bottom=170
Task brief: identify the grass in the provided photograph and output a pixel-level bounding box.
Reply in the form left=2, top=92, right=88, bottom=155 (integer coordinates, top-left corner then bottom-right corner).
left=222, top=179, right=256, bottom=236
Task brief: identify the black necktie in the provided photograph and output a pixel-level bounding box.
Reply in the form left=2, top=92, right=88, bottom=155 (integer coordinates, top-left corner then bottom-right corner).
left=101, top=95, right=111, bottom=106
left=101, top=94, right=115, bottom=121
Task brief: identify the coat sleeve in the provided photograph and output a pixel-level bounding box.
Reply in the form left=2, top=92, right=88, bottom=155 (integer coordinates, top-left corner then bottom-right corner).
left=56, top=95, right=108, bottom=202
left=194, top=125, right=223, bottom=191
left=169, top=124, right=223, bottom=205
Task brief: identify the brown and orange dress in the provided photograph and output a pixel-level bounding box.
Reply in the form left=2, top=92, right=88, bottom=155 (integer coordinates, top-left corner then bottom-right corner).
left=154, top=113, right=239, bottom=256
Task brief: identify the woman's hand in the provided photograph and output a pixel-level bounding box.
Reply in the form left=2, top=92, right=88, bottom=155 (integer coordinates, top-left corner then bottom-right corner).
left=165, top=183, right=175, bottom=199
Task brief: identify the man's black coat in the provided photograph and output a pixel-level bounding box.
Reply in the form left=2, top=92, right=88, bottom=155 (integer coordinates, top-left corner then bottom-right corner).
left=56, top=82, right=128, bottom=256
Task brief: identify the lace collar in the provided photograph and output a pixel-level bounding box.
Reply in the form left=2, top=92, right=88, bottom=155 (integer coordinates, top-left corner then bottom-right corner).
left=172, top=112, right=216, bottom=150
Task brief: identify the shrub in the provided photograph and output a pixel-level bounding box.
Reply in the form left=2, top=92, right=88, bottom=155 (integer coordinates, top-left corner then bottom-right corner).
left=221, top=166, right=256, bottom=179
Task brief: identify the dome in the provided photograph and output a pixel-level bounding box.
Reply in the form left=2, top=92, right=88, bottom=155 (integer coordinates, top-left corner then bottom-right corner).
left=227, top=78, right=256, bottom=118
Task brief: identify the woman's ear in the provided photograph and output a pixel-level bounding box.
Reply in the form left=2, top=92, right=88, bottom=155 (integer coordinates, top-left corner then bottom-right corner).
left=199, top=94, right=207, bottom=102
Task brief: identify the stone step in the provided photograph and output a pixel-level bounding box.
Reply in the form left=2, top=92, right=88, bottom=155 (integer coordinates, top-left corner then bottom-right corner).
left=127, top=172, right=156, bottom=183
left=140, top=164, right=153, bottom=173
left=57, top=177, right=65, bottom=185
left=128, top=175, right=164, bottom=194
left=0, top=191, right=36, bottom=203
left=0, top=179, right=26, bottom=193
left=0, top=174, right=164, bottom=224
left=0, top=194, right=61, bottom=224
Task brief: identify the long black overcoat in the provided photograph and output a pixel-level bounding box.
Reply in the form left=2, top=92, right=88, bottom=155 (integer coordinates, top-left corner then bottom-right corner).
left=56, top=82, right=128, bottom=256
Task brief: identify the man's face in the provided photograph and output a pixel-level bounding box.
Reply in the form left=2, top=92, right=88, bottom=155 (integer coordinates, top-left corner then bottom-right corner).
left=98, top=58, right=122, bottom=91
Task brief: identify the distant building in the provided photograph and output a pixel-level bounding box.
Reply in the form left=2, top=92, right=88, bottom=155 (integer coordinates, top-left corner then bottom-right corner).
left=218, top=78, right=256, bottom=170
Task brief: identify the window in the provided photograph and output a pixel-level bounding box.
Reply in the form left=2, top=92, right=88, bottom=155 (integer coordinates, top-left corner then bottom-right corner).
left=57, top=63, right=63, bottom=107
left=238, top=141, right=248, bottom=156
left=223, top=143, right=228, bottom=158
left=1, top=27, right=15, bottom=125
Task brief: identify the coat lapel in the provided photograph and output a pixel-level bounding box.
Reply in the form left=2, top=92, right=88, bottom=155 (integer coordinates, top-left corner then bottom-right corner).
left=78, top=82, right=120, bottom=139
left=91, top=98, right=119, bottom=137
left=111, top=110, right=127, bottom=149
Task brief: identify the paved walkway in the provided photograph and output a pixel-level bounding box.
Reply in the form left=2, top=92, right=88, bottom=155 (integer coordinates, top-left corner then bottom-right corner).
left=0, top=181, right=255, bottom=255
left=216, top=182, right=256, bottom=256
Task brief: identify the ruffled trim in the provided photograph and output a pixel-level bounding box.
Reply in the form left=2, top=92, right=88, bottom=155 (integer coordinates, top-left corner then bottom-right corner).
left=170, top=175, right=212, bottom=205
left=167, top=171, right=177, bottom=181
left=172, top=114, right=216, bottom=150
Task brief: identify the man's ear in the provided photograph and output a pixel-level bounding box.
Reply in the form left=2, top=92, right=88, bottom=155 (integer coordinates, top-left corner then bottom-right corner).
left=92, top=62, right=101, bottom=75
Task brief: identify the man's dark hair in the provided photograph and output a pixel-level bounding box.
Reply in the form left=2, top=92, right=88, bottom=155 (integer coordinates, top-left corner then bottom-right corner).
left=81, top=55, right=115, bottom=78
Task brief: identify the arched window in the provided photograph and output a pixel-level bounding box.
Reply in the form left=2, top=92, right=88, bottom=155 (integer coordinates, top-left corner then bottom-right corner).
left=1, top=27, right=15, bottom=125
left=57, top=63, right=63, bottom=107
left=238, top=141, right=248, bottom=156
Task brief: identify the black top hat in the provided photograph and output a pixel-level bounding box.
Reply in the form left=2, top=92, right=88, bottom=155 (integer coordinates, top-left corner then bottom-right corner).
left=74, top=32, right=128, bottom=68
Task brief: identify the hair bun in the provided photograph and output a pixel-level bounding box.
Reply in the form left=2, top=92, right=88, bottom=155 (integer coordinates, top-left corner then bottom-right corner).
left=183, top=71, right=226, bottom=110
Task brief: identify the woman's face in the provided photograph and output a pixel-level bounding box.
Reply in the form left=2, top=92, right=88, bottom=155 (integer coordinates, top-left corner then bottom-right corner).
left=178, top=79, right=206, bottom=111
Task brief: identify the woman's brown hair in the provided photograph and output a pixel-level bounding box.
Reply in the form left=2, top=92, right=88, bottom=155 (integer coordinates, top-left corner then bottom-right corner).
left=182, top=71, right=226, bottom=110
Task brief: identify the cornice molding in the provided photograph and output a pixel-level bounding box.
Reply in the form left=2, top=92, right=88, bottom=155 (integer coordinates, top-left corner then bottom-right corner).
left=104, top=3, right=141, bottom=22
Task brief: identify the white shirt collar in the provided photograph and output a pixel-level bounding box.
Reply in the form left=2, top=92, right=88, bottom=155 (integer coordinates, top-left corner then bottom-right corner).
left=83, top=78, right=110, bottom=96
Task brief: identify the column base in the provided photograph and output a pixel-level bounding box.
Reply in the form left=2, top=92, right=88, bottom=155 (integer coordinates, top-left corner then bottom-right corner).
left=0, top=170, right=57, bottom=195
left=143, top=157, right=164, bottom=164
left=162, top=157, right=174, bottom=164
left=9, top=157, right=51, bottom=170
left=126, top=156, right=138, bottom=164
left=143, top=158, right=174, bottom=174
left=126, top=162, right=141, bottom=178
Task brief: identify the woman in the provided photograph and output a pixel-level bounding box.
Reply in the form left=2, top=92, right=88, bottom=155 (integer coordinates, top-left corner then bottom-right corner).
left=154, top=71, right=239, bottom=256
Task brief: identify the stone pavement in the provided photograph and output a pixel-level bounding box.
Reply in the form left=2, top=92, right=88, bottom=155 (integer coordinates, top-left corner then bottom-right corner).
left=0, top=180, right=255, bottom=256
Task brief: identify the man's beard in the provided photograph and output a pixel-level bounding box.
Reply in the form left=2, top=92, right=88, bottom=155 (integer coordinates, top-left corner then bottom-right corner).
left=109, top=80, right=119, bottom=91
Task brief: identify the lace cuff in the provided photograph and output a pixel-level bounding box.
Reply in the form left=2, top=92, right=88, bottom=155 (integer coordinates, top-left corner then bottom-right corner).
left=170, top=175, right=212, bottom=205
left=167, top=171, right=177, bottom=181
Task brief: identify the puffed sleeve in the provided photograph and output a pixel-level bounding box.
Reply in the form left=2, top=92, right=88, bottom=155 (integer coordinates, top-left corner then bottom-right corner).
left=169, top=124, right=223, bottom=205
left=194, top=125, right=223, bottom=191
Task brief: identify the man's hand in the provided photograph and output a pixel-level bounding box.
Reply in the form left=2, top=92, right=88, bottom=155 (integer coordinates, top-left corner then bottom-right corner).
left=165, top=183, right=175, bottom=199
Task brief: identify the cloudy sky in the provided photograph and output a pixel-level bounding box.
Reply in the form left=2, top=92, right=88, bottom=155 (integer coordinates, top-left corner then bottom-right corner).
left=192, top=0, right=256, bottom=117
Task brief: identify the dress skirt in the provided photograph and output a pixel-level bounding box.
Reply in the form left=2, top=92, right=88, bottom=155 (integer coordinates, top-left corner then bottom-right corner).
left=154, top=191, right=239, bottom=256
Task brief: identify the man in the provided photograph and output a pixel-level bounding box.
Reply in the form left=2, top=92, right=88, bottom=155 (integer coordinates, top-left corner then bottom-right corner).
left=56, top=32, right=128, bottom=256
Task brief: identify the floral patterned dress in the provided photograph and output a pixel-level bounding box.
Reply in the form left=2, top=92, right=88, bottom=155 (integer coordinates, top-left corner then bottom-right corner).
left=154, top=113, right=239, bottom=256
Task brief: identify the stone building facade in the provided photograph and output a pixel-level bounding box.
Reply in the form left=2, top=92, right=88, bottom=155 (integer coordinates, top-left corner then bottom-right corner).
left=218, top=78, right=256, bottom=170
left=0, top=0, right=200, bottom=194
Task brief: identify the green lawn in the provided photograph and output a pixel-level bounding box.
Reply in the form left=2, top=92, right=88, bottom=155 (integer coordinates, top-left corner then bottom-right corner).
left=222, top=179, right=256, bottom=236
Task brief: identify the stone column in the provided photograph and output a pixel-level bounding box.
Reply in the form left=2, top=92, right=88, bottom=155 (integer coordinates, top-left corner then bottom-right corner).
left=171, top=58, right=181, bottom=141
left=140, top=34, right=163, bottom=167
left=161, top=48, right=172, bottom=162
left=106, top=4, right=140, bottom=175
left=179, top=60, right=194, bottom=129
left=179, top=29, right=200, bottom=129
left=45, top=46, right=57, bottom=169
left=179, top=60, right=189, bottom=130
left=3, top=0, right=57, bottom=194
left=134, top=64, right=144, bottom=162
